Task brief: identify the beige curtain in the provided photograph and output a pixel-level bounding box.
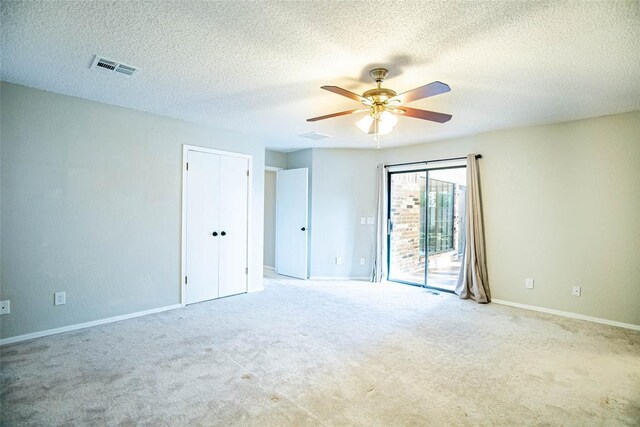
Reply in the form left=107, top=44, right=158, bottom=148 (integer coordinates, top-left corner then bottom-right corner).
left=455, top=154, right=491, bottom=303
left=371, top=164, right=387, bottom=282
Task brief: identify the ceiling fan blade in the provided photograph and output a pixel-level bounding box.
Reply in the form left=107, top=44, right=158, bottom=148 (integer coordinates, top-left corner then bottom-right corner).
left=395, top=106, right=452, bottom=123
left=306, top=109, right=366, bottom=122
left=321, top=86, right=372, bottom=105
left=389, top=81, right=450, bottom=104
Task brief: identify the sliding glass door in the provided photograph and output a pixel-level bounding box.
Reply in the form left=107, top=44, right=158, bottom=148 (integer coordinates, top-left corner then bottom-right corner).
left=388, top=167, right=466, bottom=291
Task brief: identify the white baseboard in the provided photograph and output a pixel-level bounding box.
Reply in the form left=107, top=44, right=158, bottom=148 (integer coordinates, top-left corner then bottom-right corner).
left=492, top=299, right=640, bottom=331
left=0, top=304, right=182, bottom=346
left=263, top=265, right=275, bottom=271
left=309, top=276, right=370, bottom=281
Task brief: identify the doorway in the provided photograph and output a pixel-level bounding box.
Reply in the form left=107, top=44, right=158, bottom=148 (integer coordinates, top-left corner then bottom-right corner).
left=263, top=169, right=279, bottom=270
left=387, top=166, right=466, bottom=292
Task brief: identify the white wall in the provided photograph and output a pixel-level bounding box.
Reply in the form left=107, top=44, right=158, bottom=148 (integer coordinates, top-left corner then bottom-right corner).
left=295, top=111, right=640, bottom=325
left=0, top=82, right=266, bottom=340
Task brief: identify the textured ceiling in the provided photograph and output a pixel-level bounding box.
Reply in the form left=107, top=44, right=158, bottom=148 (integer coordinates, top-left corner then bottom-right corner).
left=2, top=1, right=640, bottom=151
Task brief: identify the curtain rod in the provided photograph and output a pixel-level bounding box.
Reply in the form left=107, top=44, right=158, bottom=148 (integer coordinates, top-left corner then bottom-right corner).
left=384, top=154, right=482, bottom=169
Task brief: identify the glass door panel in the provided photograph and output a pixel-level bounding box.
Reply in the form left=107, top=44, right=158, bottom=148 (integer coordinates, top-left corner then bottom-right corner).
left=425, top=168, right=467, bottom=291
left=388, top=171, right=426, bottom=286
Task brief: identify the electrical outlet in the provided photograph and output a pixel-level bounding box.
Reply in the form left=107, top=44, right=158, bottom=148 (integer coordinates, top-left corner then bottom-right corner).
left=360, top=258, right=366, bottom=265
left=54, top=292, right=66, bottom=306
left=335, top=257, right=342, bottom=265
left=0, top=300, right=10, bottom=315
left=525, top=278, right=534, bottom=289
left=572, top=286, right=581, bottom=297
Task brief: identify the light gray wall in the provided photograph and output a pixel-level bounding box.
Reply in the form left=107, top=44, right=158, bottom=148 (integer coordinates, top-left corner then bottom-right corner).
left=286, top=149, right=313, bottom=173
left=0, top=82, right=266, bottom=339
left=265, top=149, right=287, bottom=169
left=263, top=170, right=277, bottom=268
left=308, top=149, right=378, bottom=278
left=298, top=111, right=640, bottom=325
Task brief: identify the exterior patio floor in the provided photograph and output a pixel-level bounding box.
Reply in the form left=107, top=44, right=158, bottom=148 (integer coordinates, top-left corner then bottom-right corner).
left=389, top=259, right=461, bottom=292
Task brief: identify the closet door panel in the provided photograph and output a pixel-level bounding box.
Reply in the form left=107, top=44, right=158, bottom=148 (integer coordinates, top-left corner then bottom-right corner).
left=218, top=155, right=249, bottom=297
left=185, top=151, right=221, bottom=304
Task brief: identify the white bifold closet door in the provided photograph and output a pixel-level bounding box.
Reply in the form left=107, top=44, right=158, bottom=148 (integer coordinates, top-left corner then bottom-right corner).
left=185, top=150, right=249, bottom=304
left=218, top=155, right=249, bottom=298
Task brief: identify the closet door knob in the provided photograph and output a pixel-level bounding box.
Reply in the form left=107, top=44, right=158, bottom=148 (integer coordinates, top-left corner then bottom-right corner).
left=221, top=231, right=227, bottom=236
left=212, top=232, right=218, bottom=237
left=301, top=227, right=306, bottom=231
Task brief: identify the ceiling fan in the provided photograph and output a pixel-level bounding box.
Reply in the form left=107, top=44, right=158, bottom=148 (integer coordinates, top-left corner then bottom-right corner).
left=307, top=68, right=452, bottom=146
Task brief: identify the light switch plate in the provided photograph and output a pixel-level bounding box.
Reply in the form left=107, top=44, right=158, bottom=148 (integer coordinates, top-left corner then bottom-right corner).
left=335, top=257, right=342, bottom=265
left=360, top=258, right=365, bottom=265
left=360, top=217, right=366, bottom=225
left=525, top=278, right=534, bottom=289
left=0, top=300, right=9, bottom=315
left=366, top=217, right=375, bottom=225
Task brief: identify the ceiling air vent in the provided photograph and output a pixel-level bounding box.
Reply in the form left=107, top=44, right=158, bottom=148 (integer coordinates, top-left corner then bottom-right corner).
left=90, top=55, right=138, bottom=78
left=299, top=132, right=331, bottom=140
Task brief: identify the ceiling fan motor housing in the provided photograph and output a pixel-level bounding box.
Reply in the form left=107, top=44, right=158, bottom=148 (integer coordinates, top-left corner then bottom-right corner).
left=362, top=87, right=397, bottom=104
left=363, top=68, right=397, bottom=104
left=369, top=67, right=389, bottom=82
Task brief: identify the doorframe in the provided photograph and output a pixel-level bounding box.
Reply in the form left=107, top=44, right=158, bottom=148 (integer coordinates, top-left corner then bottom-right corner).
left=180, top=144, right=253, bottom=306
left=386, top=164, right=466, bottom=294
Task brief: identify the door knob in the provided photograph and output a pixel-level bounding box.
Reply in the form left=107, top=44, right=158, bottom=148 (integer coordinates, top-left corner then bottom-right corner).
left=221, top=231, right=227, bottom=236
left=212, top=231, right=218, bottom=237
left=301, top=227, right=306, bottom=231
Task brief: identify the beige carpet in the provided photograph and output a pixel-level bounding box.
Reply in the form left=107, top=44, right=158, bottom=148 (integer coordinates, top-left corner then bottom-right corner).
left=1, top=272, right=639, bottom=426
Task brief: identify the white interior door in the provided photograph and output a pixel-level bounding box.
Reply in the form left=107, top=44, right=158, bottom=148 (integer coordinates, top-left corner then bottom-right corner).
left=218, top=155, right=249, bottom=298
left=185, top=150, right=220, bottom=304
left=276, top=168, right=308, bottom=279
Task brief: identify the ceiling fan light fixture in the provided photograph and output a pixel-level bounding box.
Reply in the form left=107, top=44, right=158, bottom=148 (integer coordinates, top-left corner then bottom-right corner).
left=377, top=119, right=394, bottom=136
left=356, top=110, right=397, bottom=135
left=380, top=110, right=398, bottom=128
left=356, top=114, right=374, bottom=133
